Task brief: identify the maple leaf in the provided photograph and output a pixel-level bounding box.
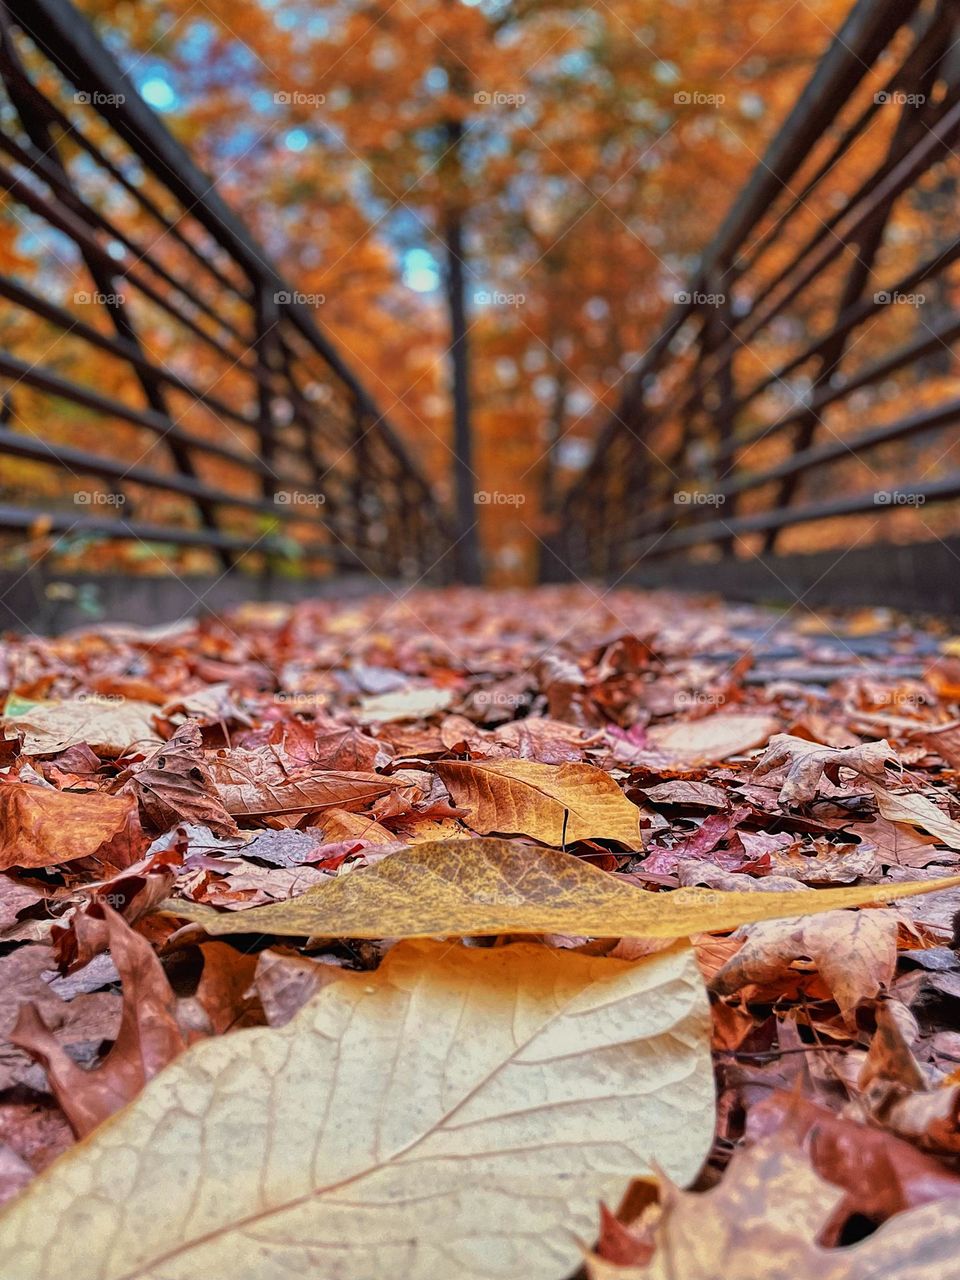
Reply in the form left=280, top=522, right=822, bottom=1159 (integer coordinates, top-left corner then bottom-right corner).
left=0, top=939, right=715, bottom=1280
left=753, top=733, right=899, bottom=805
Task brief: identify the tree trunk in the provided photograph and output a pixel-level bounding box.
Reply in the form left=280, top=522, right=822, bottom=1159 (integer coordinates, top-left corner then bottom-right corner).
left=442, top=119, right=482, bottom=584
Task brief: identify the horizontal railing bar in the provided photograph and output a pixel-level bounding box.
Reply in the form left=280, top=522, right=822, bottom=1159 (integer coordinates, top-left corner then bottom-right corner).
left=718, top=236, right=960, bottom=432
left=0, top=351, right=283, bottom=477
left=630, top=473, right=960, bottom=558
left=0, top=157, right=264, bottom=377
left=0, top=48, right=249, bottom=301
left=0, top=425, right=331, bottom=519
left=622, top=396, right=960, bottom=543
left=709, top=307, right=960, bottom=469
left=0, top=128, right=249, bottom=343
left=0, top=502, right=353, bottom=560
left=0, top=272, right=260, bottom=432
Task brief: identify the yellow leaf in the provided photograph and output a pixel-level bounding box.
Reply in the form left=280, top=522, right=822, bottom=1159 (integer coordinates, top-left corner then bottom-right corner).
left=434, top=759, right=642, bottom=845
left=161, top=837, right=960, bottom=939
left=0, top=939, right=715, bottom=1280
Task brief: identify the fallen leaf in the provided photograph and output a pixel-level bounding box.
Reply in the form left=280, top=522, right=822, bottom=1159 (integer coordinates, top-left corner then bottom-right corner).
left=585, top=1135, right=960, bottom=1279
left=160, top=837, right=960, bottom=940
left=646, top=713, right=779, bottom=766
left=0, top=938, right=715, bottom=1280
left=434, top=759, right=642, bottom=845
left=871, top=784, right=960, bottom=851
left=753, top=734, right=898, bottom=805
left=356, top=685, right=453, bottom=722
left=210, top=753, right=399, bottom=817
left=120, top=720, right=238, bottom=837
left=710, top=909, right=899, bottom=1014
left=0, top=783, right=145, bottom=871
left=745, top=1090, right=960, bottom=1243
left=2, top=698, right=160, bottom=757
left=10, top=905, right=188, bottom=1136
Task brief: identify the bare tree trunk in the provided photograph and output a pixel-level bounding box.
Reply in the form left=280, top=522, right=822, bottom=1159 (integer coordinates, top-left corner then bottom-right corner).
left=442, top=117, right=481, bottom=584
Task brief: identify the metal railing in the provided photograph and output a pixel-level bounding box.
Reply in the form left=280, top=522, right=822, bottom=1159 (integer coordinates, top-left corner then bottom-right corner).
left=0, top=0, right=451, bottom=580
left=557, top=0, right=960, bottom=581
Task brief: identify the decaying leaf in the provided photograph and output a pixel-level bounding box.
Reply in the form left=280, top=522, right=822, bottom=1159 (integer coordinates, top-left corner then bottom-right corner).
left=434, top=759, right=643, bottom=845
left=161, top=837, right=960, bottom=940
left=0, top=938, right=715, bottom=1280
left=710, top=908, right=900, bottom=1014
left=10, top=906, right=188, bottom=1136
left=871, top=784, right=960, bottom=851
left=586, top=1136, right=960, bottom=1279
left=753, top=734, right=898, bottom=805
left=646, top=713, right=779, bottom=766
left=2, top=698, right=161, bottom=757
left=0, top=782, right=145, bottom=871
left=120, top=721, right=238, bottom=837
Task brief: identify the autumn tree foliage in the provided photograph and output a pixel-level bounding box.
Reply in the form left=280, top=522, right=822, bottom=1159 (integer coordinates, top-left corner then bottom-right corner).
left=18, top=0, right=851, bottom=578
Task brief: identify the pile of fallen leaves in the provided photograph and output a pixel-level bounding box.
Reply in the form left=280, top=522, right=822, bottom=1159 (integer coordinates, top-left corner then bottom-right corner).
left=2, top=585, right=960, bottom=1278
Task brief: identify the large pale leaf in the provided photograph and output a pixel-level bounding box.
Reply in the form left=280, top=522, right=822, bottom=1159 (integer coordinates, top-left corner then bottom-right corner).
left=162, top=837, right=960, bottom=939
left=0, top=938, right=715, bottom=1280
left=2, top=697, right=160, bottom=757
left=434, top=759, right=642, bottom=844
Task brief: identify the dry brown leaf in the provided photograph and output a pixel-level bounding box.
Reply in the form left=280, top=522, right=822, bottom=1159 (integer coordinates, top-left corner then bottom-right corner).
left=2, top=698, right=160, bottom=757
left=160, top=837, right=960, bottom=940
left=209, top=752, right=399, bottom=817
left=754, top=734, right=898, bottom=805
left=646, top=713, right=779, bottom=766
left=586, top=1136, right=960, bottom=1279
left=120, top=720, right=237, bottom=837
left=10, top=906, right=188, bottom=1136
left=871, top=784, right=960, bottom=851
left=434, top=759, right=642, bottom=845
left=0, top=783, right=145, bottom=871
left=710, top=909, right=899, bottom=1014
left=0, top=938, right=715, bottom=1280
